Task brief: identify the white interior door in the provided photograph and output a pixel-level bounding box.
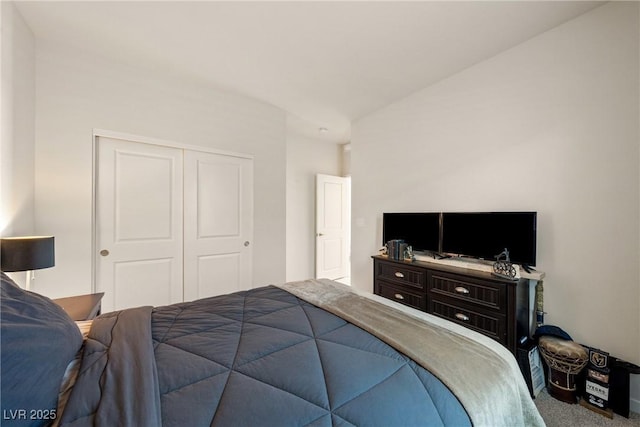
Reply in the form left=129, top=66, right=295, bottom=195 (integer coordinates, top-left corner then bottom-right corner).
left=96, top=137, right=184, bottom=312
left=315, top=174, right=350, bottom=280
left=183, top=150, right=253, bottom=300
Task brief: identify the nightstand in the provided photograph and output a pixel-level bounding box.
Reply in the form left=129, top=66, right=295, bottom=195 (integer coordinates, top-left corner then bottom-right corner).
left=53, top=293, right=105, bottom=321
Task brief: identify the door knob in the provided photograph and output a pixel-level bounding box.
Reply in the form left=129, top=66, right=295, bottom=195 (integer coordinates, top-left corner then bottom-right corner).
left=244, top=241, right=250, bottom=247
left=100, top=249, right=110, bottom=256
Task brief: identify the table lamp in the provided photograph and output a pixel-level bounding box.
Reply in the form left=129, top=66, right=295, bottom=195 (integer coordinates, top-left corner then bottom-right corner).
left=0, top=236, right=55, bottom=290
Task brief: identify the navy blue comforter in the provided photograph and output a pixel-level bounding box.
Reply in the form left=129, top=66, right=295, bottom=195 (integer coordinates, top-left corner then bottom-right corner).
left=60, top=286, right=470, bottom=426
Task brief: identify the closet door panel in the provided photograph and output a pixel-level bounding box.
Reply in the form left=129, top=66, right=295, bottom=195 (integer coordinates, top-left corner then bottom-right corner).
left=197, top=162, right=240, bottom=238
left=183, top=151, right=253, bottom=301
left=95, top=137, right=184, bottom=312
left=195, top=253, right=241, bottom=297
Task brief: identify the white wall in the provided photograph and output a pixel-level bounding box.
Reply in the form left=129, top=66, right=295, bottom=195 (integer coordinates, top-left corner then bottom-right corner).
left=286, top=120, right=342, bottom=281
left=0, top=2, right=36, bottom=288
left=352, top=1, right=639, bottom=405
left=1, top=2, right=35, bottom=238
left=32, top=40, right=287, bottom=298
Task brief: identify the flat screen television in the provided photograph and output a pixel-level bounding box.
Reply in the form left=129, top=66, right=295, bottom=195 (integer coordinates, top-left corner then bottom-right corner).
left=441, top=212, right=537, bottom=266
left=382, top=212, right=441, bottom=253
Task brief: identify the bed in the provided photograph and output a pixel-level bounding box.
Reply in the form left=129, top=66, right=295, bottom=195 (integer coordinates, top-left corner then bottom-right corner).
left=1, top=271, right=544, bottom=426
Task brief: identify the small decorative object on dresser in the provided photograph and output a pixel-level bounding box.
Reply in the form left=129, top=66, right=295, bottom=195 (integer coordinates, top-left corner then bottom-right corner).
left=386, top=239, right=408, bottom=261
left=492, top=248, right=518, bottom=280
left=52, top=292, right=105, bottom=321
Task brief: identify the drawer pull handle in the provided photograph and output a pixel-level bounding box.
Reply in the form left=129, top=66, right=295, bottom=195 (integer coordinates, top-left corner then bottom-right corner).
left=394, top=293, right=405, bottom=300
left=454, top=286, right=470, bottom=294
left=394, top=272, right=405, bottom=278
left=455, top=313, right=469, bottom=322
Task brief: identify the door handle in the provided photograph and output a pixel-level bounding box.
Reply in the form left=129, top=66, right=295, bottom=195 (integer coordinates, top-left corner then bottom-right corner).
left=317, top=233, right=324, bottom=237
left=100, top=249, right=109, bottom=257
left=244, top=241, right=250, bottom=247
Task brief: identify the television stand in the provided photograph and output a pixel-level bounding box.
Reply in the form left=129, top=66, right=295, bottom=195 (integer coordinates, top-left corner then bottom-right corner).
left=373, top=255, right=535, bottom=354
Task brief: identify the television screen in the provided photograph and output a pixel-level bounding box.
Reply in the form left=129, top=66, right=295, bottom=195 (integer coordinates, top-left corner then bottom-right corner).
left=441, top=212, right=537, bottom=266
left=382, top=213, right=441, bottom=253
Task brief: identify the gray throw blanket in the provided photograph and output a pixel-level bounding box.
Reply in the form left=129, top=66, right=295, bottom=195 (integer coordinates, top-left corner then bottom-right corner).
left=59, top=307, right=162, bottom=427
left=277, top=279, right=546, bottom=427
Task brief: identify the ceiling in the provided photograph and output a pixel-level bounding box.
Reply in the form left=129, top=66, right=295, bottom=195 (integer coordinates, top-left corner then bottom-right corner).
left=15, top=1, right=604, bottom=143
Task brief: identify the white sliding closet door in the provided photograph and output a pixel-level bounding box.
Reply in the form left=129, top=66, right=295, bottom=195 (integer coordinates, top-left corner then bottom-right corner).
left=183, top=151, right=253, bottom=301
left=95, top=133, right=254, bottom=312
left=96, top=137, right=184, bottom=312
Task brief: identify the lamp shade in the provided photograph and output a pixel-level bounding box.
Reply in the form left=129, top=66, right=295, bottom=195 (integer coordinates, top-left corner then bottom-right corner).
left=0, top=236, right=55, bottom=272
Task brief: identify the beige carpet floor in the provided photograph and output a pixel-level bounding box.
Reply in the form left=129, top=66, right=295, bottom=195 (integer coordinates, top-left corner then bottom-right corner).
left=534, top=389, right=640, bottom=427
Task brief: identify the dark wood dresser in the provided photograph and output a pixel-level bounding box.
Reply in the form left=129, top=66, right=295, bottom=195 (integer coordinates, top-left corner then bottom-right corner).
left=373, top=255, right=529, bottom=354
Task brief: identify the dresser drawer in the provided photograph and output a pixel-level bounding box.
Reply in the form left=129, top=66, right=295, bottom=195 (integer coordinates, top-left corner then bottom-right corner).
left=431, top=298, right=506, bottom=344
left=372, top=255, right=529, bottom=354
left=376, top=281, right=426, bottom=311
left=375, top=259, right=426, bottom=290
left=428, top=271, right=506, bottom=312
